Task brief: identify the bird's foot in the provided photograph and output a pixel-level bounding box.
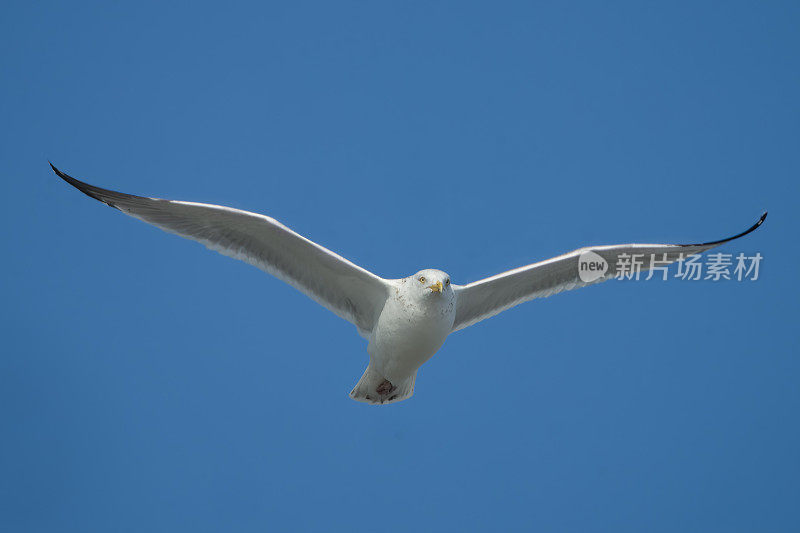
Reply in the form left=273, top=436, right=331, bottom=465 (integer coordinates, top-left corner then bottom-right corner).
left=376, top=379, right=396, bottom=397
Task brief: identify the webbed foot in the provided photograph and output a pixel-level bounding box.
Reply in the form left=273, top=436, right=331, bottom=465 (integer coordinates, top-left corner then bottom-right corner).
left=376, top=379, right=396, bottom=396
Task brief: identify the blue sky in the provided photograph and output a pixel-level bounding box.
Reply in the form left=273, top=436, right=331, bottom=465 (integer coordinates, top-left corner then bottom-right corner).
left=1, top=1, right=798, bottom=531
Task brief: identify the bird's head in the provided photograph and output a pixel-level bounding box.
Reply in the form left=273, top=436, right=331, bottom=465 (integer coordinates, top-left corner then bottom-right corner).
left=407, top=269, right=453, bottom=298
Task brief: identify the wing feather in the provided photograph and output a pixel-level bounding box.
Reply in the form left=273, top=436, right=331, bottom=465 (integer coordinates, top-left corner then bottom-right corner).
left=451, top=214, right=767, bottom=332
left=52, top=163, right=391, bottom=336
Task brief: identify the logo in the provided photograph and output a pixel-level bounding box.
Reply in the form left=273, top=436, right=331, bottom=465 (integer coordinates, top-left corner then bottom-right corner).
left=578, top=250, right=608, bottom=282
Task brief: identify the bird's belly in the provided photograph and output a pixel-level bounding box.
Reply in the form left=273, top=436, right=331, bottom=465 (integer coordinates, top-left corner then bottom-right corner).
left=368, top=298, right=453, bottom=382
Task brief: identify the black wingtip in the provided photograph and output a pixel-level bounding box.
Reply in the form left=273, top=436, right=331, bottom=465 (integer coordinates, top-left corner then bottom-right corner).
left=50, top=160, right=75, bottom=183
left=48, top=161, right=123, bottom=209
left=49, top=161, right=75, bottom=182
left=49, top=161, right=117, bottom=207
left=49, top=161, right=74, bottom=184
left=684, top=211, right=768, bottom=247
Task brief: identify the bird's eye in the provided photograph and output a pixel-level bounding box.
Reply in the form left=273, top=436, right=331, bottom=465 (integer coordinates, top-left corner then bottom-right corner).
left=445, top=279, right=450, bottom=285
left=419, top=276, right=426, bottom=283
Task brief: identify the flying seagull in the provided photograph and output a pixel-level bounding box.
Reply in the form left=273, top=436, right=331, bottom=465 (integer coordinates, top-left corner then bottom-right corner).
left=52, top=163, right=766, bottom=405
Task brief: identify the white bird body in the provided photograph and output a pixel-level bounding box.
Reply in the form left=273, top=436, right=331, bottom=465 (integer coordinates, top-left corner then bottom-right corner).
left=356, top=272, right=456, bottom=403
left=52, top=163, right=767, bottom=405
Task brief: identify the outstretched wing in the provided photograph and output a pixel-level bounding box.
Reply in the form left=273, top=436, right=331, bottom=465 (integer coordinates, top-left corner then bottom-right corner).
left=451, top=214, right=767, bottom=332
left=52, top=163, right=391, bottom=337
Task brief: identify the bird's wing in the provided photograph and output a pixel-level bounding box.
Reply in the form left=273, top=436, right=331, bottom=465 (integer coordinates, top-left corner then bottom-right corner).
left=451, top=214, right=767, bottom=332
left=52, top=164, right=391, bottom=337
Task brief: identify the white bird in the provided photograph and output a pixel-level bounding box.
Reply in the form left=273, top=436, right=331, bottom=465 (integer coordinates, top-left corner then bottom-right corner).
left=52, top=164, right=767, bottom=405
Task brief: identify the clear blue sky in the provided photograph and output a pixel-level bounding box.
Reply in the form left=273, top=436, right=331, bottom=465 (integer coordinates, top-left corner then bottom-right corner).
left=2, top=1, right=798, bottom=531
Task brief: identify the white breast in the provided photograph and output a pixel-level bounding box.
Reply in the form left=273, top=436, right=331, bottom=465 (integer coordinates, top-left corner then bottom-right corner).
left=367, top=283, right=455, bottom=383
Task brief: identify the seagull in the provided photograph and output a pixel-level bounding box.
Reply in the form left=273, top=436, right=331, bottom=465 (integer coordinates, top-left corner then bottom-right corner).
left=52, top=163, right=767, bottom=405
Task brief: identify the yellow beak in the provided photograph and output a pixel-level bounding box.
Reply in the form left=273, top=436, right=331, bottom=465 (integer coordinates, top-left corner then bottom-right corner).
left=428, top=280, right=443, bottom=294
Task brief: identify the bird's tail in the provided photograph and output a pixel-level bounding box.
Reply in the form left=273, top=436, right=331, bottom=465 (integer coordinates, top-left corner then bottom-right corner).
left=349, top=365, right=416, bottom=405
